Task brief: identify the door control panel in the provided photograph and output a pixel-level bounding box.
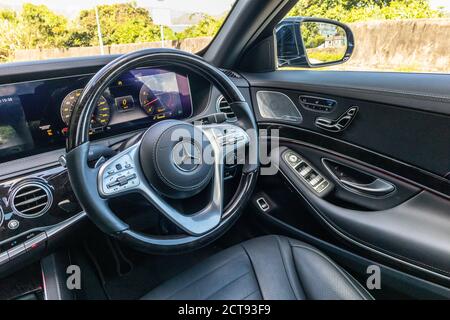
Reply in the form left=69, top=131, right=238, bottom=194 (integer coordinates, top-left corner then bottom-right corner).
left=282, top=150, right=332, bottom=196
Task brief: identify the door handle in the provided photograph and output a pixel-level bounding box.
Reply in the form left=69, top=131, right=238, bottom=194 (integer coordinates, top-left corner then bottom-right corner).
left=315, top=106, right=358, bottom=132
left=339, top=178, right=395, bottom=196
left=322, top=158, right=395, bottom=197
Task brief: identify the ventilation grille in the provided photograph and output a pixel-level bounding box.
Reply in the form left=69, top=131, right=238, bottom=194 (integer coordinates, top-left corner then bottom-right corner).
left=220, top=69, right=242, bottom=79
left=216, top=96, right=237, bottom=121
left=11, top=182, right=53, bottom=218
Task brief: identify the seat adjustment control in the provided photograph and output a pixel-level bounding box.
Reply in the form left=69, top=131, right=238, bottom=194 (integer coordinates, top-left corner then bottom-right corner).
left=315, top=106, right=358, bottom=133
left=300, top=95, right=337, bottom=112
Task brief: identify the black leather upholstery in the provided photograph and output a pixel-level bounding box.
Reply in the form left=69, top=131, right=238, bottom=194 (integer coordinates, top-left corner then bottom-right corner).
left=141, top=235, right=373, bottom=300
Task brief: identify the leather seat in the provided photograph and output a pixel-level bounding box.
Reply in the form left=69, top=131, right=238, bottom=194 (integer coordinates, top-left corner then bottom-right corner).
left=141, top=235, right=373, bottom=300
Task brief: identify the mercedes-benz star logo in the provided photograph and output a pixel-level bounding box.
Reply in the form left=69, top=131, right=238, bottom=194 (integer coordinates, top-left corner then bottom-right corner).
left=172, top=140, right=202, bottom=172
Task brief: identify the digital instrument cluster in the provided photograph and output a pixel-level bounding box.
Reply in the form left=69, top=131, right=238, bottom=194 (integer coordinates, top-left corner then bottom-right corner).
left=59, top=68, right=192, bottom=131
left=0, top=68, right=192, bottom=164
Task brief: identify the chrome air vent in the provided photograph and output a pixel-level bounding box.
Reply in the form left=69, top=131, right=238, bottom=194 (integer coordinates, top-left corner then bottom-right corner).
left=11, top=182, right=53, bottom=218
left=216, top=95, right=237, bottom=121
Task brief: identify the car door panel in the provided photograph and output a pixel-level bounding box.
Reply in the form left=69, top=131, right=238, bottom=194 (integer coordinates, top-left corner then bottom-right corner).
left=250, top=85, right=450, bottom=177
left=243, top=70, right=450, bottom=283
left=277, top=145, right=450, bottom=276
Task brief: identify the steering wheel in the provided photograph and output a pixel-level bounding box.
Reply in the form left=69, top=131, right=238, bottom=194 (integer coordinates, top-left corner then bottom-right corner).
left=65, top=49, right=259, bottom=253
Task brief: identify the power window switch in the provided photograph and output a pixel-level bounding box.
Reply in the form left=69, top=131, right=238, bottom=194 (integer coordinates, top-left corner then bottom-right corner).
left=299, top=166, right=312, bottom=177
left=309, top=175, right=324, bottom=186
left=315, top=181, right=329, bottom=193
left=256, top=197, right=270, bottom=212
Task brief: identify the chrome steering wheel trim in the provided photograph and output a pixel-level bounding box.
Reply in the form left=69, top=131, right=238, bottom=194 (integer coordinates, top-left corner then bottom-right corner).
left=96, top=123, right=249, bottom=236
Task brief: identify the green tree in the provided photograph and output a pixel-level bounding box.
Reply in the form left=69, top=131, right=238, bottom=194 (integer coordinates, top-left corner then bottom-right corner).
left=21, top=3, right=69, bottom=48
left=1, top=4, right=70, bottom=61
left=0, top=9, right=17, bottom=21
left=288, top=0, right=444, bottom=23
left=177, top=14, right=224, bottom=39
left=74, top=3, right=175, bottom=46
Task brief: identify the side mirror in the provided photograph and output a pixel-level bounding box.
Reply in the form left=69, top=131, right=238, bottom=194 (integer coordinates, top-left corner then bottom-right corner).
left=276, top=17, right=354, bottom=68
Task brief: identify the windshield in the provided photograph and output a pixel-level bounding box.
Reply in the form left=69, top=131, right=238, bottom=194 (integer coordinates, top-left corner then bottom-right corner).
left=0, top=0, right=236, bottom=64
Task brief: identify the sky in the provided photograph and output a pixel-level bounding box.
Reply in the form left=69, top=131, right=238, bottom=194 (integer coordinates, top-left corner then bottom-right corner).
left=430, top=0, right=450, bottom=9
left=0, top=0, right=448, bottom=17
left=0, top=0, right=236, bottom=18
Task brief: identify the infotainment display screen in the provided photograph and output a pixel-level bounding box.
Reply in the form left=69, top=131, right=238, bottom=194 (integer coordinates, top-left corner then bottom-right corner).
left=0, top=96, right=34, bottom=159
left=0, top=68, right=192, bottom=164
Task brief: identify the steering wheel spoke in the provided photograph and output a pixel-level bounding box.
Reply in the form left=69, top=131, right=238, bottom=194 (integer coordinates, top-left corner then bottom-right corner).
left=97, top=131, right=224, bottom=236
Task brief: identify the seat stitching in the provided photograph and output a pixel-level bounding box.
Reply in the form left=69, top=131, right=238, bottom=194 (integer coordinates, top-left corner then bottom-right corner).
left=275, top=236, right=300, bottom=299
left=240, top=243, right=264, bottom=300
left=165, top=254, right=245, bottom=299
left=205, top=270, right=252, bottom=300
left=291, top=243, right=373, bottom=300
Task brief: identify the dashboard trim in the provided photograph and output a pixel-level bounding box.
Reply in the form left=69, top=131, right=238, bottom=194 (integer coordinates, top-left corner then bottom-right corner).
left=0, top=72, right=96, bottom=88
left=44, top=211, right=86, bottom=239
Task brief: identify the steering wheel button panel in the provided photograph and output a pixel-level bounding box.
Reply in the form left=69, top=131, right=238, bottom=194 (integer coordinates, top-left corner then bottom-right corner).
left=101, top=154, right=140, bottom=195
left=211, top=125, right=249, bottom=149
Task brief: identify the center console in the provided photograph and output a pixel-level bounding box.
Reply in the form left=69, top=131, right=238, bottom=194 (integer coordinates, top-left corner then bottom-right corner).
left=0, top=164, right=85, bottom=276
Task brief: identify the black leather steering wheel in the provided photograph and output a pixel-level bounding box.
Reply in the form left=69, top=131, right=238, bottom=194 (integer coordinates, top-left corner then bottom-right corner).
left=66, top=49, right=259, bottom=253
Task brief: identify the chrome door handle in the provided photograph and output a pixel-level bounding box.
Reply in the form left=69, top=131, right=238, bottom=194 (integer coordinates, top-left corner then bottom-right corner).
left=339, top=178, right=395, bottom=196
left=315, top=106, right=358, bottom=132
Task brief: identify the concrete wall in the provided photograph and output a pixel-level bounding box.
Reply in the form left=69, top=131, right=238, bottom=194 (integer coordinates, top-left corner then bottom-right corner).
left=13, top=37, right=213, bottom=62
left=348, top=19, right=450, bottom=72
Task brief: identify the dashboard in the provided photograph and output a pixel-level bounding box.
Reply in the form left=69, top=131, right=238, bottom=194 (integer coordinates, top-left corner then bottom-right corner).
left=0, top=68, right=193, bottom=164
left=0, top=57, right=245, bottom=277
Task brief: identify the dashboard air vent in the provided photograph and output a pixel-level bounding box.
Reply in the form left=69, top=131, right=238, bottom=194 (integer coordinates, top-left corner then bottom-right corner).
left=11, top=182, right=53, bottom=218
left=220, top=69, right=242, bottom=79
left=216, top=96, right=237, bottom=121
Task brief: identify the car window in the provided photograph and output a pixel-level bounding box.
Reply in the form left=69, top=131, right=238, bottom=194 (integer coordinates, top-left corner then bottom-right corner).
left=276, top=0, right=450, bottom=73
left=0, top=0, right=236, bottom=64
